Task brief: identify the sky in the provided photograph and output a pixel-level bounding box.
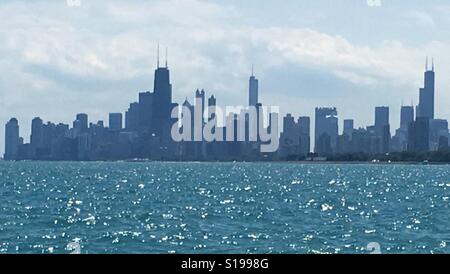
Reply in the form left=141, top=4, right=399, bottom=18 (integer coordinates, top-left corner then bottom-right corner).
left=1, top=0, right=450, bottom=154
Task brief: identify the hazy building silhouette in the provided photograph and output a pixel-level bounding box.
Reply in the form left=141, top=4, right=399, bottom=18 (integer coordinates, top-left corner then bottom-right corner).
left=75, top=113, right=88, bottom=132
left=109, top=113, right=123, bottom=131
left=439, top=136, right=449, bottom=151
left=280, top=114, right=300, bottom=157
left=4, top=118, right=20, bottom=160
left=392, top=105, right=415, bottom=152
left=408, top=117, right=430, bottom=153
left=125, top=102, right=139, bottom=132
left=31, top=117, right=44, bottom=149
left=400, top=106, right=414, bottom=129
left=152, top=46, right=173, bottom=138
left=315, top=107, right=338, bottom=155
left=430, top=119, right=448, bottom=151
left=375, top=107, right=389, bottom=133
left=343, top=119, right=354, bottom=141
left=138, top=92, right=153, bottom=133
left=249, top=67, right=259, bottom=107
left=417, top=58, right=435, bottom=119
left=298, top=116, right=310, bottom=156
left=374, top=107, right=390, bottom=153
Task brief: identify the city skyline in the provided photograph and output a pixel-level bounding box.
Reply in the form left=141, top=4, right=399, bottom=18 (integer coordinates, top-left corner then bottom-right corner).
left=3, top=54, right=449, bottom=161
left=2, top=0, right=450, bottom=154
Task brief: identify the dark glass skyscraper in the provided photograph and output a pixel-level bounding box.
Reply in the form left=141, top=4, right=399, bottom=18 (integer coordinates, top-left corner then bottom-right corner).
left=374, top=106, right=390, bottom=153
left=408, top=117, right=430, bottom=152
left=138, top=92, right=153, bottom=133
left=343, top=119, right=354, bottom=141
left=315, top=107, right=338, bottom=155
left=400, top=106, right=414, bottom=130
left=152, top=49, right=173, bottom=138
left=375, top=107, right=389, bottom=133
left=125, top=102, right=139, bottom=131
left=249, top=68, right=259, bottom=107
left=417, top=58, right=435, bottom=119
left=75, top=113, right=88, bottom=133
left=31, top=117, right=44, bottom=149
left=298, top=116, right=311, bottom=156
left=109, top=113, right=123, bottom=131
left=4, top=118, right=20, bottom=160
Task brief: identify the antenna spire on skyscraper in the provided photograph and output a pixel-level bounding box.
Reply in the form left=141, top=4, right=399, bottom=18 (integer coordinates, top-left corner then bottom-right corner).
left=157, top=42, right=160, bottom=68
left=432, top=57, right=434, bottom=72
left=251, top=64, right=254, bottom=77
left=165, top=47, right=168, bottom=68
left=425, top=56, right=428, bottom=71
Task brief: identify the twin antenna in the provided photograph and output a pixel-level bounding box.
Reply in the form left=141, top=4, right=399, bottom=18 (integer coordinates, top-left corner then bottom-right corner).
left=425, top=56, right=435, bottom=72
left=157, top=42, right=168, bottom=68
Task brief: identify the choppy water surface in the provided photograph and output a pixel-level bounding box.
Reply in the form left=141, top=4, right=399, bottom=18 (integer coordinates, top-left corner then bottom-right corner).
left=0, top=161, right=449, bottom=254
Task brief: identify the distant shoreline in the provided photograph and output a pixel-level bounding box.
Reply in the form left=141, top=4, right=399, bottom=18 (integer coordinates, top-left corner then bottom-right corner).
left=0, top=159, right=449, bottom=165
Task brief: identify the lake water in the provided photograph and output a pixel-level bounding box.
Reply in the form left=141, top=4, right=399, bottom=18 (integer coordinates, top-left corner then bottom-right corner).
left=0, top=161, right=449, bottom=254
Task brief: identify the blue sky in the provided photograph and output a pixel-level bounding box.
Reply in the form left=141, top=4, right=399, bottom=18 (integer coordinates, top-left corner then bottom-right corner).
left=1, top=0, right=450, bottom=154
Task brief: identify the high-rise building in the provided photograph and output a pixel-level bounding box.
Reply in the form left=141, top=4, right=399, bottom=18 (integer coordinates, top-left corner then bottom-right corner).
left=430, top=119, right=448, bottom=151
left=4, top=118, right=20, bottom=160
left=194, top=89, right=206, bottom=144
left=249, top=67, right=259, bottom=107
left=375, top=107, right=389, bottom=133
left=343, top=119, right=354, bottom=141
left=152, top=45, right=173, bottom=138
left=392, top=105, right=415, bottom=152
left=31, top=117, right=44, bottom=149
left=75, top=113, right=88, bottom=132
left=315, top=107, right=338, bottom=155
left=408, top=117, right=430, bottom=152
left=138, top=92, right=153, bottom=133
left=109, top=113, right=123, bottom=131
left=298, top=116, right=310, bottom=156
left=125, top=102, right=139, bottom=132
left=374, top=107, right=390, bottom=153
left=279, top=114, right=300, bottom=158
left=208, top=95, right=216, bottom=122
left=417, top=58, right=435, bottom=119
left=400, top=106, right=414, bottom=130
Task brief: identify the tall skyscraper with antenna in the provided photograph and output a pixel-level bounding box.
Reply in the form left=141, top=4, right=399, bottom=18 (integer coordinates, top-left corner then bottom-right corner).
left=249, top=65, right=259, bottom=107
left=417, top=57, right=435, bottom=120
left=152, top=43, right=173, bottom=138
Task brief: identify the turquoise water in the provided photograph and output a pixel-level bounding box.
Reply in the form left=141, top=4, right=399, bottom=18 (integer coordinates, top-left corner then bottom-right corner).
left=0, top=161, right=449, bottom=254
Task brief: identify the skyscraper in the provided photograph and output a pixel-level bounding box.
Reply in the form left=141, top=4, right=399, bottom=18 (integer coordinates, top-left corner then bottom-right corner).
left=249, top=67, right=259, bottom=107
left=75, top=113, right=88, bottom=133
left=125, top=102, right=139, bottom=132
left=393, top=105, right=415, bottom=152
left=417, top=58, right=435, bottom=119
left=315, top=107, right=338, bottom=155
left=4, top=118, right=20, bottom=160
left=152, top=45, right=173, bottom=138
left=408, top=117, right=430, bottom=153
left=430, top=119, right=448, bottom=151
left=138, top=92, right=153, bottom=133
left=208, top=95, right=217, bottom=122
left=343, top=119, right=354, bottom=141
left=374, top=106, right=390, bottom=153
left=31, top=117, right=44, bottom=149
left=195, top=89, right=206, bottom=142
left=375, top=107, right=389, bottom=133
left=109, top=113, right=123, bottom=131
left=400, top=106, right=414, bottom=130
left=298, top=116, right=310, bottom=156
